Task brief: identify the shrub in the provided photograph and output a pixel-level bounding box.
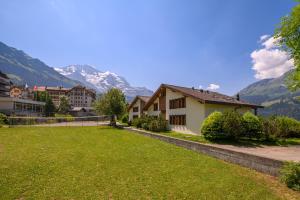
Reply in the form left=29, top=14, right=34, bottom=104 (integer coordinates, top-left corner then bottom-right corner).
left=201, top=112, right=225, bottom=140
left=242, top=112, right=262, bottom=139
left=141, top=122, right=149, bottom=130
left=222, top=111, right=244, bottom=140
left=149, top=120, right=160, bottom=132
left=259, top=117, right=279, bottom=141
left=280, top=162, right=300, bottom=191
left=133, top=115, right=168, bottom=132
left=132, top=117, right=143, bottom=128
left=121, top=114, right=129, bottom=124
left=275, top=116, right=300, bottom=138
left=0, top=113, right=8, bottom=127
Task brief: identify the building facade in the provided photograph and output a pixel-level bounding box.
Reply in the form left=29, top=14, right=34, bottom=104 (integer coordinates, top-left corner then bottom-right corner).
left=0, top=71, right=11, bottom=97
left=129, top=84, right=262, bottom=135
left=33, top=85, right=96, bottom=108
left=128, top=96, right=151, bottom=121
left=0, top=97, right=45, bottom=116
left=67, top=85, right=96, bottom=108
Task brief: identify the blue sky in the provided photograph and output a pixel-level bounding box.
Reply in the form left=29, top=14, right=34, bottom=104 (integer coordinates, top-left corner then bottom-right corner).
left=0, top=0, right=296, bottom=94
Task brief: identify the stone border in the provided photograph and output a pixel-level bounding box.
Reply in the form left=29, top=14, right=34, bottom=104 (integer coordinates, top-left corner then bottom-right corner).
left=124, top=127, right=284, bottom=177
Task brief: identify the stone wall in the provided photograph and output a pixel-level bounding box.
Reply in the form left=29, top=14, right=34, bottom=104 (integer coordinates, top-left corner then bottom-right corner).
left=125, top=127, right=284, bottom=177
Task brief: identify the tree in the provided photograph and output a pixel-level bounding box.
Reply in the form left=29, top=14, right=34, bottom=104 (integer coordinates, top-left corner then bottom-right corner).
left=44, top=96, right=56, bottom=117
left=34, top=91, right=55, bottom=116
left=94, top=88, right=126, bottom=118
left=58, top=96, right=70, bottom=114
left=275, top=1, right=300, bottom=90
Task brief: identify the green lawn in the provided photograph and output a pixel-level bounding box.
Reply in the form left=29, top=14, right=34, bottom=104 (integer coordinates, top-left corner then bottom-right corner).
left=0, top=127, right=298, bottom=199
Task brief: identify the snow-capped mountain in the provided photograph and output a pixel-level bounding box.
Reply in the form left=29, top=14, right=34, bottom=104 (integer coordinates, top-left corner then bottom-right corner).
left=54, top=65, right=153, bottom=99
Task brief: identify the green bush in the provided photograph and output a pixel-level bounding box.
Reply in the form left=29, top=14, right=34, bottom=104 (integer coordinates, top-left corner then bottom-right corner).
left=132, top=117, right=146, bottom=128
left=0, top=113, right=8, bottom=127
left=54, top=114, right=74, bottom=122
left=121, top=113, right=129, bottom=124
left=201, top=112, right=225, bottom=140
left=275, top=116, right=300, bottom=138
left=242, top=112, right=262, bottom=139
left=280, top=162, right=300, bottom=191
left=259, top=117, right=279, bottom=141
left=222, top=111, right=244, bottom=140
left=149, top=120, right=160, bottom=132
left=132, top=115, right=168, bottom=132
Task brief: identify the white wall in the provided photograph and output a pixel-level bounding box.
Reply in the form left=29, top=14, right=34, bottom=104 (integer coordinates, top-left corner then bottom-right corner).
left=165, top=88, right=254, bottom=135
left=166, top=88, right=205, bottom=135
left=147, top=98, right=160, bottom=116
left=129, top=99, right=141, bottom=121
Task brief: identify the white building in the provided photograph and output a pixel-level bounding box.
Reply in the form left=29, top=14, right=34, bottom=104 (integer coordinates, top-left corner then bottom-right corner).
left=0, top=97, right=45, bottom=116
left=128, top=96, right=151, bottom=120
left=129, top=84, right=263, bottom=135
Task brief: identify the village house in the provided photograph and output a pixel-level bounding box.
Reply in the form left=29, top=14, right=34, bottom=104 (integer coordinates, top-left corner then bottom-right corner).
left=129, top=84, right=262, bottom=135
left=10, top=85, right=33, bottom=99
left=128, top=96, right=151, bottom=120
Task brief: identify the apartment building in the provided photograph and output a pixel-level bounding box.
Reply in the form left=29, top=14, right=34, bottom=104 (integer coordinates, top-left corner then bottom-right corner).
left=0, top=71, right=11, bottom=97
left=129, top=84, right=263, bottom=135
left=33, top=85, right=96, bottom=108
left=67, top=85, right=96, bottom=108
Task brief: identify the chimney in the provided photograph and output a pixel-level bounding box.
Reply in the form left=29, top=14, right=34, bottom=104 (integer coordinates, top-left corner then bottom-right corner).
left=236, top=93, right=240, bottom=101
left=192, top=87, right=195, bottom=90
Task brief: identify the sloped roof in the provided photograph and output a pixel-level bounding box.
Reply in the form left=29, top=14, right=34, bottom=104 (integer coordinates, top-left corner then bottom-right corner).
left=128, top=95, right=151, bottom=111
left=143, top=84, right=263, bottom=110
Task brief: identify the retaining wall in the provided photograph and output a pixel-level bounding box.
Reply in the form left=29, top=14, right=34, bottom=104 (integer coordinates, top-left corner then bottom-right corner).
left=125, top=127, right=284, bottom=177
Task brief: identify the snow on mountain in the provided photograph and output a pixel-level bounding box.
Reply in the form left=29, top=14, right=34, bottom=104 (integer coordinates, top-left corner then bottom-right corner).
left=54, top=65, right=153, bottom=99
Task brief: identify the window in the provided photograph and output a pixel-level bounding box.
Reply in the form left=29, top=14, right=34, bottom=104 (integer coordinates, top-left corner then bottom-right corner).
left=133, top=106, right=139, bottom=112
left=153, top=103, right=158, bottom=111
left=169, top=98, right=186, bottom=109
left=169, top=115, right=186, bottom=125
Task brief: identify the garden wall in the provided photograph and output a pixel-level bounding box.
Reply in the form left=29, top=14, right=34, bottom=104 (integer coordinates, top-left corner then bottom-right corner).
left=125, top=127, right=284, bottom=177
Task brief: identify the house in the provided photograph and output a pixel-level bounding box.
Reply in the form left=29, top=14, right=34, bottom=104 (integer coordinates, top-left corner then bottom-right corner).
left=129, top=84, right=262, bottom=135
left=128, top=96, right=151, bottom=121
left=10, top=85, right=33, bottom=99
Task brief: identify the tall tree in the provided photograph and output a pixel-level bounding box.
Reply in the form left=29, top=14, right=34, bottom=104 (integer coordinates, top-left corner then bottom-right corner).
left=94, top=88, right=126, bottom=118
left=275, top=0, right=300, bottom=90
left=58, top=96, right=70, bottom=114
left=44, top=97, right=56, bottom=117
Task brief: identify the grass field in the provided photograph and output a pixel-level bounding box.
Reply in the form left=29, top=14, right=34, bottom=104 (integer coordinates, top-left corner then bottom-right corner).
left=0, top=127, right=299, bottom=199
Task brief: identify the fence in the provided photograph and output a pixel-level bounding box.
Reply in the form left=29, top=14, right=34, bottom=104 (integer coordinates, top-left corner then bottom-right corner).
left=8, top=115, right=112, bottom=127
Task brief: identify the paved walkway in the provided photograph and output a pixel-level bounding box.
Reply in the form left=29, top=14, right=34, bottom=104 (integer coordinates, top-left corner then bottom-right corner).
left=209, top=144, right=300, bottom=162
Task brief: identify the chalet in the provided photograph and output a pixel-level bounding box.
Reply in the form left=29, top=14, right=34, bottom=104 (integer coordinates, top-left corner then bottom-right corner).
left=129, top=84, right=262, bottom=135
left=128, top=96, right=151, bottom=121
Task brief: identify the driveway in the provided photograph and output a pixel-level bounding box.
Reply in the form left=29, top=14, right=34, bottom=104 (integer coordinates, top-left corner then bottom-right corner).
left=210, top=144, right=300, bottom=162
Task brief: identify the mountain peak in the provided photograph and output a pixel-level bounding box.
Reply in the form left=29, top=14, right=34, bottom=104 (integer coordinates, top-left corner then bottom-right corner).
left=54, top=65, right=153, bottom=99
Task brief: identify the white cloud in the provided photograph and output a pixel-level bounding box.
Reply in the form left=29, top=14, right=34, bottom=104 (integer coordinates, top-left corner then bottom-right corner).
left=251, top=35, right=294, bottom=80
left=260, top=35, right=270, bottom=42
left=207, top=84, right=220, bottom=90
